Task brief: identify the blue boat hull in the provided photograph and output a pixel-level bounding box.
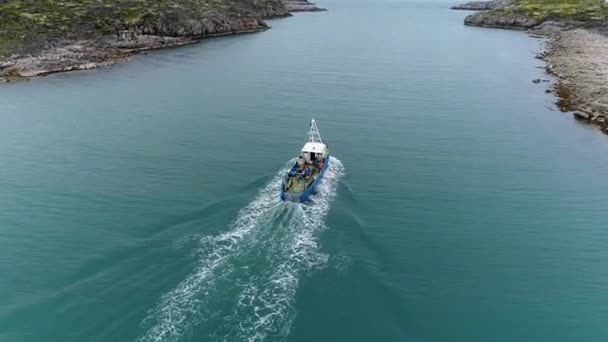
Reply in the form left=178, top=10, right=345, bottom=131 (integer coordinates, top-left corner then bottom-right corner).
left=280, top=157, right=329, bottom=203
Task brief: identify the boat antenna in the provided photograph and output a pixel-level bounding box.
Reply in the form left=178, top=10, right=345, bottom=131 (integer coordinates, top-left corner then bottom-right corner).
left=307, top=119, right=323, bottom=144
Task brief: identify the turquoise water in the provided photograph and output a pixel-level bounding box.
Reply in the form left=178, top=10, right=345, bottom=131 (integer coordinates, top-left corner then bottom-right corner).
left=2, top=0, right=608, bottom=341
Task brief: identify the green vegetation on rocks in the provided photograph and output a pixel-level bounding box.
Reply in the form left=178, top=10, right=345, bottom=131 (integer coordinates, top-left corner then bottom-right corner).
left=463, top=0, right=608, bottom=30
left=514, top=0, right=608, bottom=22
left=0, top=0, right=288, bottom=55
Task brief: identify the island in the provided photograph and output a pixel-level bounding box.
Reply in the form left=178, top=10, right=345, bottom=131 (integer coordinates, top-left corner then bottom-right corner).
left=0, top=0, right=324, bottom=82
left=452, top=0, right=608, bottom=134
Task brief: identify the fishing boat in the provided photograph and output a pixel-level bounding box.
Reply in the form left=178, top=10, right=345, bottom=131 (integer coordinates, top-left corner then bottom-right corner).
left=280, top=119, right=330, bottom=203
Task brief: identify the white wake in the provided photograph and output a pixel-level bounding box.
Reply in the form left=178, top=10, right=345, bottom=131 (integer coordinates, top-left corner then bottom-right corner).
left=137, top=157, right=345, bottom=342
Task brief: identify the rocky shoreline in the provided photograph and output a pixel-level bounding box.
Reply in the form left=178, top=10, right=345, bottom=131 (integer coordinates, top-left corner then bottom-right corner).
left=0, top=0, right=325, bottom=83
left=451, top=1, right=505, bottom=11
left=452, top=0, right=608, bottom=135
left=541, top=29, right=608, bottom=134
left=284, top=0, right=326, bottom=12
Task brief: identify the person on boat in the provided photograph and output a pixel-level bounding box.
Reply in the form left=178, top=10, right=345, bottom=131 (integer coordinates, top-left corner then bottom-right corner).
left=283, top=177, right=292, bottom=191
left=304, top=167, right=311, bottom=178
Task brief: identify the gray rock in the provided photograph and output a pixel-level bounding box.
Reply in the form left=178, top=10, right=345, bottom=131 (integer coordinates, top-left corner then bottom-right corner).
left=464, top=11, right=541, bottom=30
left=529, top=20, right=568, bottom=37
left=0, top=61, right=16, bottom=69
left=589, top=101, right=607, bottom=114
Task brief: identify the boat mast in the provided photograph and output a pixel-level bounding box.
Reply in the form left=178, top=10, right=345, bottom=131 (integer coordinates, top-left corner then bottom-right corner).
left=306, top=119, right=323, bottom=144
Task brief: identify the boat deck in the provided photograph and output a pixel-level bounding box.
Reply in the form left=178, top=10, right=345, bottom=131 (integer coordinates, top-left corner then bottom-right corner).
left=284, top=166, right=320, bottom=193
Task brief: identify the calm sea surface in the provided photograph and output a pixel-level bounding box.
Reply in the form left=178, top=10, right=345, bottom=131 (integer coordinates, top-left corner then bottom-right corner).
left=2, top=0, right=608, bottom=341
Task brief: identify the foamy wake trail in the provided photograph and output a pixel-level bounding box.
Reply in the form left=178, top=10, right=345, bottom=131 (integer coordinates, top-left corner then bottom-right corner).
left=138, top=158, right=345, bottom=342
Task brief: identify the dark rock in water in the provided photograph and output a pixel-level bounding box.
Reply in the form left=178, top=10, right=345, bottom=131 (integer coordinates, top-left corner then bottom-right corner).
left=545, top=89, right=552, bottom=93
left=542, top=79, right=550, bottom=82
left=573, top=112, right=591, bottom=121
left=451, top=1, right=505, bottom=11
left=532, top=79, right=541, bottom=83
left=464, top=11, right=541, bottom=30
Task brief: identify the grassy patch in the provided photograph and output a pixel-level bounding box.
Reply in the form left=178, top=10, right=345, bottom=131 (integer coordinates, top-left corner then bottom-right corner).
left=0, top=0, right=220, bottom=55
left=514, top=0, right=608, bottom=21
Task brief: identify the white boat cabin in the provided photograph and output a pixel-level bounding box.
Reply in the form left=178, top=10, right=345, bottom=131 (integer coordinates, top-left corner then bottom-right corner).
left=301, top=142, right=328, bottom=163
left=301, top=119, right=329, bottom=163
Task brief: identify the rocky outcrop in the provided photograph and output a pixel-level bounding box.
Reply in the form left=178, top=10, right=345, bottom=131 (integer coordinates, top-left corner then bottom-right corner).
left=0, top=0, right=289, bottom=45
left=455, top=0, right=541, bottom=30
left=138, top=12, right=270, bottom=37
left=284, top=0, right=326, bottom=12
left=464, top=10, right=541, bottom=30
left=0, top=36, right=195, bottom=81
left=451, top=1, right=505, bottom=11
left=0, top=0, right=326, bottom=82
left=0, top=14, right=273, bottom=82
